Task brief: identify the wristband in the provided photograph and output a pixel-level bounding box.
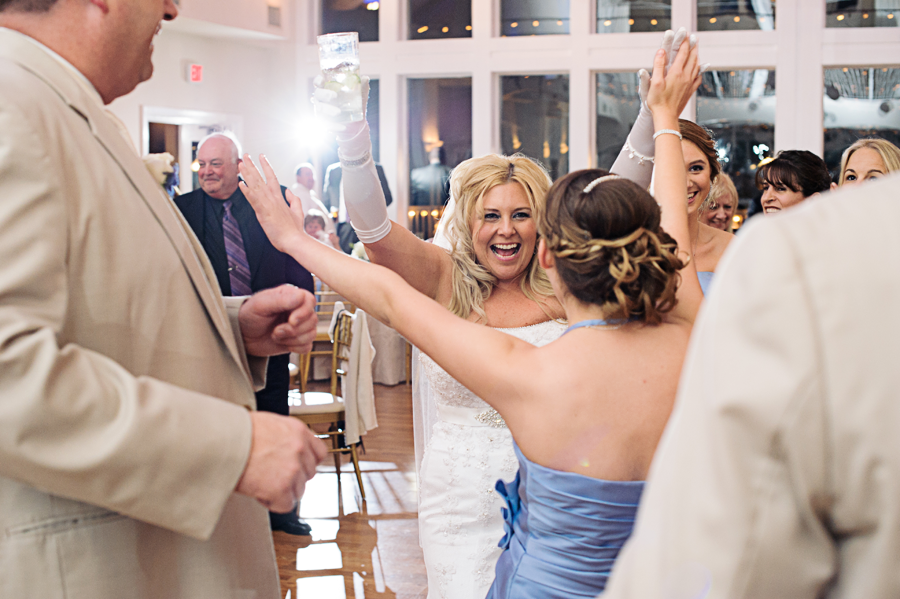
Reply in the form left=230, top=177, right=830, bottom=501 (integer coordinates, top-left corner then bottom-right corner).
left=652, top=129, right=683, bottom=140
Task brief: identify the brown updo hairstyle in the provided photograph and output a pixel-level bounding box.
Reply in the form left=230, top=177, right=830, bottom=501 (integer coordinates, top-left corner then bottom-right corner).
left=679, top=119, right=720, bottom=184
left=538, top=169, right=685, bottom=325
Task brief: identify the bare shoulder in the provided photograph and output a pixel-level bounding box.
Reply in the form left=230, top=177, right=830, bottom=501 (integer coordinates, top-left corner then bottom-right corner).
left=697, top=223, right=735, bottom=271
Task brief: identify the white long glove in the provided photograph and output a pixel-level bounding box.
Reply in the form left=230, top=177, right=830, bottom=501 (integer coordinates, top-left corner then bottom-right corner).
left=312, top=75, right=391, bottom=244
left=609, top=28, right=704, bottom=188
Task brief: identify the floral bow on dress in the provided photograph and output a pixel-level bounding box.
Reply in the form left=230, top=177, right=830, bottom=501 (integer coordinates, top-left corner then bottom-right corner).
left=495, top=472, right=522, bottom=550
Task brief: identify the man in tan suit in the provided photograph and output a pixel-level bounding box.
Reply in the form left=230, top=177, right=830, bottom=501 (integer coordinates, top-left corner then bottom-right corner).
left=602, top=173, right=900, bottom=598
left=0, top=1, right=327, bottom=597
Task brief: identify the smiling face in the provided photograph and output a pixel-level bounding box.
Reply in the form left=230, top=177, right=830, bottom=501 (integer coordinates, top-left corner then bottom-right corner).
left=471, top=183, right=537, bottom=282
left=198, top=136, right=241, bottom=200
left=682, top=140, right=713, bottom=216
left=701, top=194, right=737, bottom=231
left=842, top=148, right=887, bottom=186
left=103, top=0, right=179, bottom=100
left=760, top=180, right=806, bottom=214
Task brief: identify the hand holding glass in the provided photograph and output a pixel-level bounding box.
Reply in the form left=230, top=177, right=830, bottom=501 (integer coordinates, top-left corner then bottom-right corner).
left=316, top=32, right=364, bottom=123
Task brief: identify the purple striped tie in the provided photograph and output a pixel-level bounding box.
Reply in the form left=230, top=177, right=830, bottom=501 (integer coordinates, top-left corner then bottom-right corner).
left=223, top=200, right=252, bottom=296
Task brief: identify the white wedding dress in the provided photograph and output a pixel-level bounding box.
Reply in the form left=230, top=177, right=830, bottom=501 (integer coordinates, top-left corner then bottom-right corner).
left=416, top=320, right=566, bottom=599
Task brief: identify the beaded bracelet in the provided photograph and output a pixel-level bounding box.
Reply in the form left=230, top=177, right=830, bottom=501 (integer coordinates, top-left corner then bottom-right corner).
left=624, top=136, right=654, bottom=165
left=652, top=129, right=683, bottom=140
left=339, top=150, right=371, bottom=168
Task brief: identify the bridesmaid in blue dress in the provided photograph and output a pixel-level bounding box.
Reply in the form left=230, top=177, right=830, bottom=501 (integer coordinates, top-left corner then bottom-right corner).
left=238, top=35, right=705, bottom=599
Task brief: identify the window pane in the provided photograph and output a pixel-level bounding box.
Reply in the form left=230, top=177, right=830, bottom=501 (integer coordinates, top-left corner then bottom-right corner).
left=322, top=0, right=379, bottom=42
left=500, top=0, right=570, bottom=36
left=696, top=69, right=776, bottom=213
left=697, top=0, right=775, bottom=31
left=595, top=72, right=641, bottom=170
left=409, top=0, right=472, bottom=39
left=823, top=67, right=900, bottom=173
left=826, top=0, right=899, bottom=28
left=500, top=75, right=569, bottom=180
left=596, top=1, right=671, bottom=33
left=408, top=78, right=472, bottom=239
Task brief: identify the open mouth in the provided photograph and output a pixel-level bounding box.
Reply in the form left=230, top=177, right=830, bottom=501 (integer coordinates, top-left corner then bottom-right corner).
left=764, top=206, right=780, bottom=213
left=687, top=191, right=698, bottom=204
left=491, top=243, right=521, bottom=259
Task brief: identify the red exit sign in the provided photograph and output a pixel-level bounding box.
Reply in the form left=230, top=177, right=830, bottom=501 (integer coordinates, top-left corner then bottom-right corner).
left=188, top=63, right=203, bottom=84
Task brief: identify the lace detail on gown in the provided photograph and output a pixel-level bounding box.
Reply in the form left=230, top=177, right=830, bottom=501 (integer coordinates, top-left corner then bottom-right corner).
left=416, top=320, right=566, bottom=599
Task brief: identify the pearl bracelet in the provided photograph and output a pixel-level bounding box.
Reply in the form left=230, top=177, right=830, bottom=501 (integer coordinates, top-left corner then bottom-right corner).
left=653, top=129, right=683, bottom=140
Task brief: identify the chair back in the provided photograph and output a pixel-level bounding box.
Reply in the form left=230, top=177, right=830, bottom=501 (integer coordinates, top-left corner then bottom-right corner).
left=330, top=309, right=354, bottom=397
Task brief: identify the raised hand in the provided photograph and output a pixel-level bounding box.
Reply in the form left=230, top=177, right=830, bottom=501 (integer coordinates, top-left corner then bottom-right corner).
left=238, top=154, right=305, bottom=254
left=646, top=38, right=702, bottom=120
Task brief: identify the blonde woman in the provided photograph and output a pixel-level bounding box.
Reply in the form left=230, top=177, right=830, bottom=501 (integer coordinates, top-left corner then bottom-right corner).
left=699, top=172, right=738, bottom=232
left=838, top=138, right=900, bottom=186
left=310, top=88, right=566, bottom=595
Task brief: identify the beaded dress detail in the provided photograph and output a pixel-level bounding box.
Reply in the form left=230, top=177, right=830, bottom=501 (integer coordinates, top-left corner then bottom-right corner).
left=416, top=320, right=565, bottom=599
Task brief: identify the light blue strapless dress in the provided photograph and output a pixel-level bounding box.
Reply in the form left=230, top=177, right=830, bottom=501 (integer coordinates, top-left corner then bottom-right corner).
left=697, top=271, right=714, bottom=295
left=486, top=440, right=644, bottom=598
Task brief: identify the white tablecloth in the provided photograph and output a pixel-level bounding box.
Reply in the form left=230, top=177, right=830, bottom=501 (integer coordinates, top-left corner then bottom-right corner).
left=304, top=317, right=407, bottom=386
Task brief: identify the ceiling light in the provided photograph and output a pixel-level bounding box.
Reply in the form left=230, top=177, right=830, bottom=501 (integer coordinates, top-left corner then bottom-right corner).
left=418, top=25, right=428, bottom=33
left=837, top=14, right=844, bottom=20
left=709, top=17, right=717, bottom=23
left=628, top=18, right=634, bottom=25
left=420, top=210, right=428, bottom=217
left=532, top=20, right=539, bottom=27
left=734, top=16, right=740, bottom=22
left=511, top=22, right=518, bottom=28
left=650, top=19, right=658, bottom=25
left=466, top=25, right=472, bottom=30
left=442, top=26, right=448, bottom=32
left=604, top=20, right=611, bottom=26
left=408, top=210, right=416, bottom=218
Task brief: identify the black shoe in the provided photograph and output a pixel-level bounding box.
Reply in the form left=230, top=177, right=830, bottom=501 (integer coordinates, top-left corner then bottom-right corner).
left=269, top=512, right=312, bottom=536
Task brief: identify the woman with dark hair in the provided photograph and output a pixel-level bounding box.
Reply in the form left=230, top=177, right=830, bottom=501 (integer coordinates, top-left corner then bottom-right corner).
left=757, top=150, right=831, bottom=214
left=240, top=39, right=703, bottom=598
left=677, top=119, right=734, bottom=294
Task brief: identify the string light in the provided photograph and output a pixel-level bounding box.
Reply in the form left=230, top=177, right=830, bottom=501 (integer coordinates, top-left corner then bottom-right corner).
left=733, top=15, right=740, bottom=22
left=532, top=20, right=539, bottom=27
left=709, top=17, right=717, bottom=23
left=408, top=210, right=416, bottom=218
left=419, top=210, right=428, bottom=217
left=466, top=25, right=472, bottom=30
left=430, top=210, right=439, bottom=217
left=836, top=14, right=844, bottom=21
left=417, top=25, right=428, bottom=33
left=628, top=18, right=634, bottom=25
left=604, top=20, right=611, bottom=26
left=863, top=13, right=869, bottom=18
left=442, top=26, right=449, bottom=32
left=557, top=20, right=563, bottom=26
left=650, top=19, right=658, bottom=25
left=888, top=13, right=895, bottom=19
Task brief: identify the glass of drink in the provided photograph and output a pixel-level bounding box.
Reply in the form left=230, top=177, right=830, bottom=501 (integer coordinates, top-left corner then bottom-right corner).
left=316, top=32, right=364, bottom=123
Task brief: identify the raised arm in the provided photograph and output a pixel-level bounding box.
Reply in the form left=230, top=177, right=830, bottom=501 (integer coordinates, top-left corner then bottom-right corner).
left=239, top=156, right=540, bottom=416
left=610, top=29, right=696, bottom=187
left=644, top=40, right=705, bottom=323
left=313, top=77, right=452, bottom=301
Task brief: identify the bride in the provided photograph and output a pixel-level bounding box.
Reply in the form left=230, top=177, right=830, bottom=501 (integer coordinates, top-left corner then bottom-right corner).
left=240, top=31, right=703, bottom=596
left=305, top=28, right=698, bottom=598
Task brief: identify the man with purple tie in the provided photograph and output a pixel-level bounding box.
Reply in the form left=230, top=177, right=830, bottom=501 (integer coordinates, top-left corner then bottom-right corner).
left=175, top=132, right=314, bottom=536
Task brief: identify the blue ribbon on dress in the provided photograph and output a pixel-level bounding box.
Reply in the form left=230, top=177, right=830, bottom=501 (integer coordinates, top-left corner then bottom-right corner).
left=495, top=472, right=522, bottom=550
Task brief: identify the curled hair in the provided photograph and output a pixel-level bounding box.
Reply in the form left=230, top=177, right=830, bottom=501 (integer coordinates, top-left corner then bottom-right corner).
left=839, top=138, right=900, bottom=185
left=700, top=172, right=739, bottom=231
left=756, top=150, right=831, bottom=197
left=443, top=154, right=555, bottom=321
left=539, top=170, right=685, bottom=325
left=679, top=119, right=720, bottom=184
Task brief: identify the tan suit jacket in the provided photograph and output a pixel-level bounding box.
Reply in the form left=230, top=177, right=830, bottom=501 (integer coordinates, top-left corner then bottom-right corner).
left=603, top=173, right=900, bottom=598
left=0, top=29, right=279, bottom=598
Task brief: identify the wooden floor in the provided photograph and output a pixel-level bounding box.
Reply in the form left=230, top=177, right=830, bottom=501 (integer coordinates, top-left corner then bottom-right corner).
left=274, top=382, right=427, bottom=599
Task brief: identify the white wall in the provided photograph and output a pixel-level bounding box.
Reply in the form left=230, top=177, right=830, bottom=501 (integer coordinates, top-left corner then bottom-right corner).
left=108, top=25, right=310, bottom=188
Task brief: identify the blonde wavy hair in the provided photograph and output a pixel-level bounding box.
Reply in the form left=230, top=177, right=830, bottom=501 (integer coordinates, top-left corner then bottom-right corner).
left=839, top=138, right=900, bottom=185
left=443, top=154, right=555, bottom=321
left=539, top=170, right=685, bottom=325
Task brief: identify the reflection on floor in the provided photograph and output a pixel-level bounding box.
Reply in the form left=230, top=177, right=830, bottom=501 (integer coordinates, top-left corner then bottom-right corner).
left=274, top=382, right=427, bottom=599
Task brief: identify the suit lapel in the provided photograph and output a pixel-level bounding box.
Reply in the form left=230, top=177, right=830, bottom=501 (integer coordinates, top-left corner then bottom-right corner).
left=1, top=31, right=245, bottom=370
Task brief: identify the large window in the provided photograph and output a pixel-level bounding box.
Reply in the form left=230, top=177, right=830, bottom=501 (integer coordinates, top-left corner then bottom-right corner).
left=696, top=69, right=776, bottom=210
left=408, top=78, right=472, bottom=238
left=500, top=0, right=570, bottom=36
left=697, top=0, right=775, bottom=31
left=321, top=0, right=380, bottom=42
left=501, top=75, right=569, bottom=180
left=594, top=72, right=641, bottom=170
left=596, top=0, right=671, bottom=33
left=823, top=67, right=900, bottom=172
left=409, top=0, right=472, bottom=39
left=826, top=0, right=899, bottom=28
